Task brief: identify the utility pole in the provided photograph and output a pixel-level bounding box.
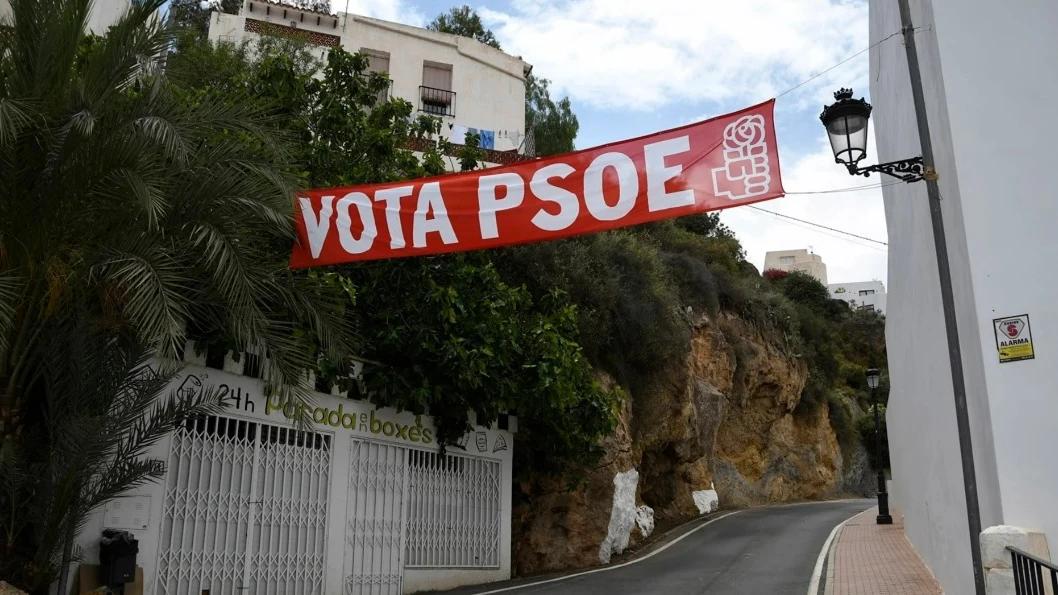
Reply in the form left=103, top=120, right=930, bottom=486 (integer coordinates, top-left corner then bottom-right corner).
left=895, top=1, right=985, bottom=593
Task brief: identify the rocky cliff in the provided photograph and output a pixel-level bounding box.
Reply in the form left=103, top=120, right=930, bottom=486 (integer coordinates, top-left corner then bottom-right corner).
left=512, top=312, right=866, bottom=576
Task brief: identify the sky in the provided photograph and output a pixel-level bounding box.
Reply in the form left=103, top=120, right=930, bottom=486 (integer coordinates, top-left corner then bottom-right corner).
left=223, top=0, right=891, bottom=285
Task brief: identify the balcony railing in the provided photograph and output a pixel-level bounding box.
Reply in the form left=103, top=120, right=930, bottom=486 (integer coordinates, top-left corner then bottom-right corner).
left=1008, top=546, right=1058, bottom=594
left=419, top=86, right=456, bottom=117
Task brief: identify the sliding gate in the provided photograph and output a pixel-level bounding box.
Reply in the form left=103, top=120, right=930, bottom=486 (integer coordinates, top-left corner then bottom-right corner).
left=156, top=415, right=333, bottom=594
left=155, top=415, right=501, bottom=595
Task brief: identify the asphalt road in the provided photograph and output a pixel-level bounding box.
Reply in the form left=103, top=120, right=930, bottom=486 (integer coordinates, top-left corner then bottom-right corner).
left=438, top=499, right=873, bottom=595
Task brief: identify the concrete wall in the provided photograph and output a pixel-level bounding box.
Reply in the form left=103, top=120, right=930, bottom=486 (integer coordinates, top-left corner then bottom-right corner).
left=762, top=248, right=829, bottom=284
left=209, top=3, right=527, bottom=156
left=871, top=0, right=1058, bottom=593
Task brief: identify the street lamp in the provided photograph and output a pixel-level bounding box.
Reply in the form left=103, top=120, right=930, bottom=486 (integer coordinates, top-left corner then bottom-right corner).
left=819, top=88, right=925, bottom=182
left=866, top=368, right=893, bottom=525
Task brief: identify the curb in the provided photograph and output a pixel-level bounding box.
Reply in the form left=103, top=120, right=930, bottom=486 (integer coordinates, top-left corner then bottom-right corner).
left=808, top=509, right=862, bottom=595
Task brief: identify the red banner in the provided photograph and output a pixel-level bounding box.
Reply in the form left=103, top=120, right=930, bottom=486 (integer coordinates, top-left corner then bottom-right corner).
left=290, top=99, right=784, bottom=268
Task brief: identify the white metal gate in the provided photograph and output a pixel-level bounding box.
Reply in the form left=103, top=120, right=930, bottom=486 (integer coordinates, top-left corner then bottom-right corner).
left=156, top=415, right=333, bottom=595
left=344, top=440, right=408, bottom=595
left=405, top=450, right=501, bottom=568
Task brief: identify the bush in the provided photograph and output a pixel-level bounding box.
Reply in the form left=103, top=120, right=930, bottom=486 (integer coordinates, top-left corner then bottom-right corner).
left=857, top=404, right=890, bottom=470
left=659, top=251, right=720, bottom=315
left=827, top=392, right=858, bottom=456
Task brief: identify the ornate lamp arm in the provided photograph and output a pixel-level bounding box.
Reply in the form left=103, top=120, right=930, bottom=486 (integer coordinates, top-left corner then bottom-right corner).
left=846, top=157, right=924, bottom=182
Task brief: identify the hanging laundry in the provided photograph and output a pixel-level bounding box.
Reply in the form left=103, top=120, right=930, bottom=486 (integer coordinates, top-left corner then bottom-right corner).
left=479, top=129, right=495, bottom=150
left=449, top=124, right=468, bottom=145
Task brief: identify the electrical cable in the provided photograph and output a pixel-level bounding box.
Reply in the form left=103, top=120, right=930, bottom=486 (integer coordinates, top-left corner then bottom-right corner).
left=786, top=180, right=903, bottom=195
left=774, top=26, right=929, bottom=100
left=745, top=205, right=889, bottom=247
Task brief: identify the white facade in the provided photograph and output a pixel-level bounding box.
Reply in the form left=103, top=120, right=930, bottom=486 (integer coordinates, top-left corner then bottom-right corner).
left=0, top=0, right=130, bottom=34
left=207, top=1, right=531, bottom=168
left=762, top=248, right=828, bottom=284
left=70, top=353, right=516, bottom=594
left=829, top=280, right=887, bottom=314
left=871, top=0, right=1058, bottom=594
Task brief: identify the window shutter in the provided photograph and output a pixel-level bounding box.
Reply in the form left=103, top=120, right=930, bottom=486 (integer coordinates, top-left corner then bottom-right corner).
left=422, top=61, right=453, bottom=90
left=362, top=48, right=390, bottom=73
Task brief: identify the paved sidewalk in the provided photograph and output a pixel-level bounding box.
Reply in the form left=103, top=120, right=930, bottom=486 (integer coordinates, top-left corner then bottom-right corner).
left=827, top=507, right=943, bottom=595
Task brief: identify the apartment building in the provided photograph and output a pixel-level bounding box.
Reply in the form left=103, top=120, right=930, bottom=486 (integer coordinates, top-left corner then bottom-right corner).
left=207, top=0, right=534, bottom=168
left=829, top=280, right=886, bottom=315
left=762, top=248, right=829, bottom=284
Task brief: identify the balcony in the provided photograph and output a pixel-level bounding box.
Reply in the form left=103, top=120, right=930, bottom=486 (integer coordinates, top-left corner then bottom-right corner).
left=419, top=86, right=456, bottom=117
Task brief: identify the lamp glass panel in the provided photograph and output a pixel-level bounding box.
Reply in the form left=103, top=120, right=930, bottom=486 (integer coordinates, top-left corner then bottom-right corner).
left=826, top=114, right=869, bottom=165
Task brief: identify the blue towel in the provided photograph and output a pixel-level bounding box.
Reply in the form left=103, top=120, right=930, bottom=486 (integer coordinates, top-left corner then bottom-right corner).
left=480, top=129, right=495, bottom=150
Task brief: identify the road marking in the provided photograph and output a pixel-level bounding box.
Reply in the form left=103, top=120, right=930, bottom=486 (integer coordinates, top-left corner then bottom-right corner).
left=806, top=509, right=864, bottom=595
left=469, top=510, right=744, bottom=594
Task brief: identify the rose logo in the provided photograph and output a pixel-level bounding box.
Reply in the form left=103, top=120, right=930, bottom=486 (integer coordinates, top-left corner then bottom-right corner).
left=723, top=115, right=767, bottom=150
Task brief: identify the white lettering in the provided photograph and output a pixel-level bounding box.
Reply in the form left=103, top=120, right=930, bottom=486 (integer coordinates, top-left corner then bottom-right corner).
left=335, top=192, right=376, bottom=254
left=413, top=182, right=458, bottom=248
left=298, top=195, right=333, bottom=259
left=529, top=163, right=578, bottom=231
left=375, top=186, right=414, bottom=249
left=644, top=136, right=695, bottom=211
left=584, top=152, right=638, bottom=221
left=478, top=172, right=525, bottom=240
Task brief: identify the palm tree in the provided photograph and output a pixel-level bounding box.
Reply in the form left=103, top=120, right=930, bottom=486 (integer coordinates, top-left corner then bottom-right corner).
left=0, top=0, right=358, bottom=588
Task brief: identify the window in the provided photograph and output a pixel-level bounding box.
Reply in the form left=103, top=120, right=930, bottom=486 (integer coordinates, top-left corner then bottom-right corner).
left=779, top=256, right=795, bottom=265
left=859, top=289, right=875, bottom=296
left=861, top=304, right=876, bottom=312
left=361, top=48, right=390, bottom=74
left=420, top=61, right=455, bottom=116
left=361, top=48, right=391, bottom=103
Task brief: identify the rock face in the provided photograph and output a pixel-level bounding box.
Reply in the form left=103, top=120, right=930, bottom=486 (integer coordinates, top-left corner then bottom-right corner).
left=511, top=313, right=850, bottom=576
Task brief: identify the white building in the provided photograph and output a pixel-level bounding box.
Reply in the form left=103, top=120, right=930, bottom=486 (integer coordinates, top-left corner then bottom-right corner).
left=871, top=0, right=1057, bottom=593
left=829, top=280, right=886, bottom=315
left=71, top=346, right=517, bottom=594
left=207, top=0, right=533, bottom=169
left=0, top=0, right=130, bottom=34
left=762, top=248, right=828, bottom=284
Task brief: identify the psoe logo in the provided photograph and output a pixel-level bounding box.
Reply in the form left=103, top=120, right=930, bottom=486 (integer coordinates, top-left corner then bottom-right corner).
left=711, top=114, right=772, bottom=201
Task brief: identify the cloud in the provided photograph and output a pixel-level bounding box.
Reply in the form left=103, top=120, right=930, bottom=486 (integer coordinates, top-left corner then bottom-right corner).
left=480, top=0, right=869, bottom=111
left=721, top=129, right=890, bottom=286
left=338, top=0, right=425, bottom=26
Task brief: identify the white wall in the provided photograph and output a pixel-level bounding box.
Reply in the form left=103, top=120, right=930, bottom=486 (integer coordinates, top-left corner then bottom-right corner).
left=829, top=280, right=887, bottom=314
left=927, top=0, right=1058, bottom=548
left=69, top=362, right=515, bottom=595
left=871, top=0, right=1058, bottom=593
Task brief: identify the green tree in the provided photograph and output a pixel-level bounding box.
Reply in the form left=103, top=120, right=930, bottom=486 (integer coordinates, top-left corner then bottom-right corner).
left=168, top=0, right=243, bottom=37
left=525, top=72, right=579, bottom=157
left=0, top=0, right=358, bottom=586
left=426, top=4, right=501, bottom=49
left=345, top=257, right=620, bottom=470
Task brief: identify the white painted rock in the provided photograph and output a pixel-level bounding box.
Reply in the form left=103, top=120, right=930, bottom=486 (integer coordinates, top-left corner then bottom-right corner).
left=598, top=469, right=639, bottom=564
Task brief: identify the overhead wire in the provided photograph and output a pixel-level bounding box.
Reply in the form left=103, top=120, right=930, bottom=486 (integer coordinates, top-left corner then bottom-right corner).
left=744, top=205, right=889, bottom=248
left=773, top=26, right=930, bottom=100
left=786, top=180, right=903, bottom=195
